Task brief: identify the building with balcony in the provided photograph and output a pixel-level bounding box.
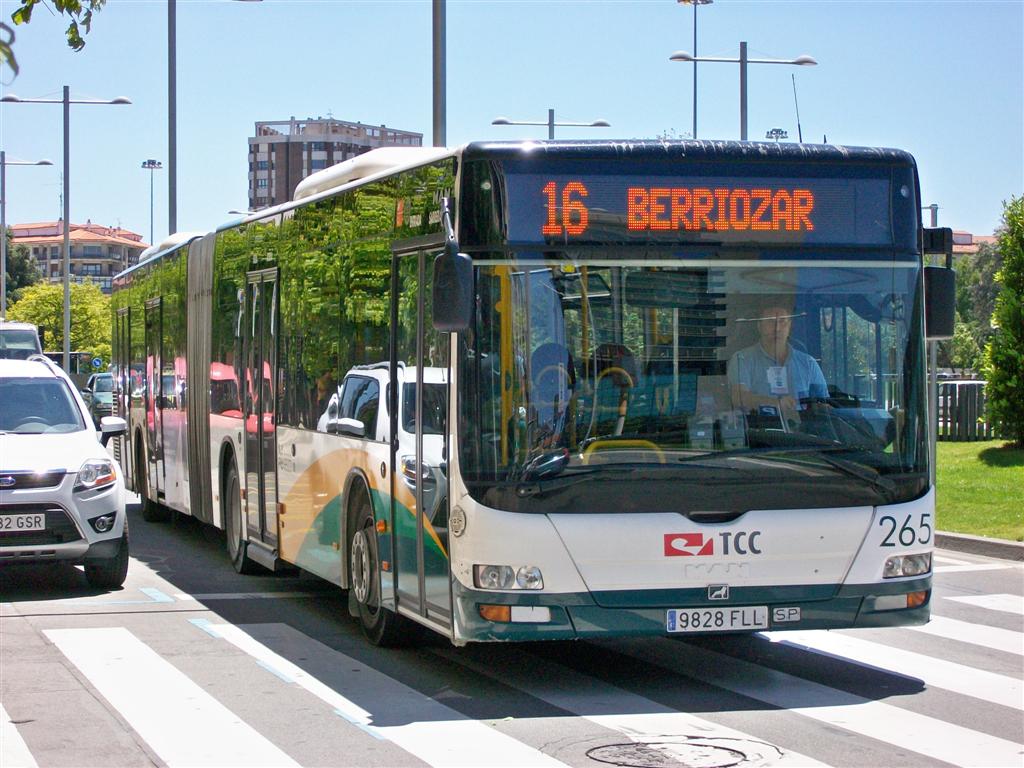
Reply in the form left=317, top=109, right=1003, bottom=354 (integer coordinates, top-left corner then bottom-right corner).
left=9, top=220, right=148, bottom=294
left=248, top=116, right=423, bottom=209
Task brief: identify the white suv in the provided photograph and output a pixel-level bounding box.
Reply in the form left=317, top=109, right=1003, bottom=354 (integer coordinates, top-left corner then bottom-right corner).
left=0, top=356, right=130, bottom=588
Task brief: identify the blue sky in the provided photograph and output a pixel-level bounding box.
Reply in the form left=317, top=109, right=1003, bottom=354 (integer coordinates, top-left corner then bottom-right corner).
left=1, top=0, right=1021, bottom=246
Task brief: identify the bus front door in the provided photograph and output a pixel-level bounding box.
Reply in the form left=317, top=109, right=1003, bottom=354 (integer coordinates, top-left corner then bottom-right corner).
left=392, top=247, right=452, bottom=630
left=243, top=270, right=279, bottom=552
left=144, top=298, right=163, bottom=500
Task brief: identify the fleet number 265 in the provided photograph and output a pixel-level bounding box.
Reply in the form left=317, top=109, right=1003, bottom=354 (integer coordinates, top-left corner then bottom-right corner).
left=879, top=513, right=932, bottom=546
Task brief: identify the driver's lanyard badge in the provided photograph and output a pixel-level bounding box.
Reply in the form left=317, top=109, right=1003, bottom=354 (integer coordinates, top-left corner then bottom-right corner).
left=767, top=365, right=788, bottom=395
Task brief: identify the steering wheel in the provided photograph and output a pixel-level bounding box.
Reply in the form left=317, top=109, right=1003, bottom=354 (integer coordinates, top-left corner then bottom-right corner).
left=533, top=364, right=572, bottom=408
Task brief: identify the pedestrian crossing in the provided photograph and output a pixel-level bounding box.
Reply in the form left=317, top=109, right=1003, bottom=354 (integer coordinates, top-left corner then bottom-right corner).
left=3, top=565, right=1023, bottom=768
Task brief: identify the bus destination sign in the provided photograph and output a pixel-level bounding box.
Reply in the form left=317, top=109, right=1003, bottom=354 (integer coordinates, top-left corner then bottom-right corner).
left=505, top=172, right=893, bottom=247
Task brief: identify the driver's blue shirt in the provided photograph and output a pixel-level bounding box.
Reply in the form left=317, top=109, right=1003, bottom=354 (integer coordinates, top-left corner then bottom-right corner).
left=728, top=343, right=828, bottom=402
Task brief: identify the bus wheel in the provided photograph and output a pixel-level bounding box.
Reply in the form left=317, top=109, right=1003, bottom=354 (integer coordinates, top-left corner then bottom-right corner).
left=224, top=463, right=258, bottom=574
left=137, top=441, right=165, bottom=523
left=349, top=486, right=406, bottom=646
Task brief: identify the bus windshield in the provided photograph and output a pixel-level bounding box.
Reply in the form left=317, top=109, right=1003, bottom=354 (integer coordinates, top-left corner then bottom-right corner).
left=458, top=254, right=928, bottom=515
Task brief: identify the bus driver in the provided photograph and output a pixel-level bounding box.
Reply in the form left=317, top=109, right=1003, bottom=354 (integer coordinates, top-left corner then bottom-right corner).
left=727, top=299, right=828, bottom=426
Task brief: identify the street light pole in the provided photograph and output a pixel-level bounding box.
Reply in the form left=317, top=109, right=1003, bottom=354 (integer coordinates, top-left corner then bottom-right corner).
left=141, top=160, right=163, bottom=245
left=433, top=0, right=446, bottom=146
left=1, top=152, right=53, bottom=320
left=1, top=88, right=130, bottom=371
left=169, top=0, right=177, bottom=235
left=492, top=109, right=611, bottom=139
left=677, top=0, right=713, bottom=139
left=670, top=41, right=816, bottom=141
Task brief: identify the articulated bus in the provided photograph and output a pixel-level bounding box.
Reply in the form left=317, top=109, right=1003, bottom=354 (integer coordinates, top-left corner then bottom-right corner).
left=111, top=141, right=954, bottom=646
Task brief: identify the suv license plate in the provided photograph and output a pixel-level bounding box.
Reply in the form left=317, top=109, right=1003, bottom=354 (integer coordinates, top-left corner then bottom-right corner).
left=666, top=606, right=768, bottom=633
left=0, top=514, right=46, bottom=532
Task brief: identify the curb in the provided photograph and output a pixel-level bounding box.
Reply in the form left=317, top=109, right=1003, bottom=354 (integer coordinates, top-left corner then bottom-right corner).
left=936, top=530, right=1024, bottom=562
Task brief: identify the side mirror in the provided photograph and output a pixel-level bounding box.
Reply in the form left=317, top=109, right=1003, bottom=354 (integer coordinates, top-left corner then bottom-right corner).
left=432, top=248, right=474, bottom=332
left=924, top=266, right=956, bottom=340
left=336, top=417, right=366, bottom=438
left=99, top=416, right=128, bottom=447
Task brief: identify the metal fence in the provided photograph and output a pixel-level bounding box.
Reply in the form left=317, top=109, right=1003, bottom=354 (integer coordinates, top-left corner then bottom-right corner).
left=938, top=381, right=994, bottom=441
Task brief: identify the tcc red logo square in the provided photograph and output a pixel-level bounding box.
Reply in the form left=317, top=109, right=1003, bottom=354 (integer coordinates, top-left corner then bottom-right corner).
left=664, top=533, right=714, bottom=556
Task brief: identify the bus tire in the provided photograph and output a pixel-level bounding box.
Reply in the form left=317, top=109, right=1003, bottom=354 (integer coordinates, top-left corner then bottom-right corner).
left=224, top=462, right=258, bottom=574
left=348, top=484, right=406, bottom=646
left=137, top=439, right=165, bottom=523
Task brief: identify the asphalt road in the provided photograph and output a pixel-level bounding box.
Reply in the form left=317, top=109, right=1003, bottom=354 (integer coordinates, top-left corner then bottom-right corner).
left=2, top=501, right=1022, bottom=768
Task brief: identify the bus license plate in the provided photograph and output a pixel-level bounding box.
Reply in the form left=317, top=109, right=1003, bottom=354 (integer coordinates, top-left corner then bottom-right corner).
left=0, top=514, right=46, bottom=532
left=666, top=606, right=768, bottom=633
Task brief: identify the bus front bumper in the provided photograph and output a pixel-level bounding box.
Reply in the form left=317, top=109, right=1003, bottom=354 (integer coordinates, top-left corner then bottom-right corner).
left=452, top=577, right=932, bottom=643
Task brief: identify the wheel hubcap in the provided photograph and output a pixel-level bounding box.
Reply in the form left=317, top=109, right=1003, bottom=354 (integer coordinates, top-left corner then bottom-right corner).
left=351, top=529, right=371, bottom=604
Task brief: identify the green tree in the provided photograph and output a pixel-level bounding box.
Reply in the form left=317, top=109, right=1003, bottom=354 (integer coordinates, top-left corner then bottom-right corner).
left=6, top=280, right=111, bottom=365
left=982, top=196, right=1024, bottom=446
left=2, top=0, right=105, bottom=77
left=3, top=240, right=42, bottom=304
left=940, top=313, right=983, bottom=376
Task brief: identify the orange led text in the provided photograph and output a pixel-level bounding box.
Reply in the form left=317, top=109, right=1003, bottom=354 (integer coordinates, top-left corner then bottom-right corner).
left=626, top=187, right=815, bottom=233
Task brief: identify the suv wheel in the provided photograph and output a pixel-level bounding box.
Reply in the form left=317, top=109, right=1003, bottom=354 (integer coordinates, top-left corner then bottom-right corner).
left=85, top=521, right=129, bottom=589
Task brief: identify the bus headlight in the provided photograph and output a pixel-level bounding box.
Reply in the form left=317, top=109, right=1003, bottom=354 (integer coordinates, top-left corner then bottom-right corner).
left=474, top=564, right=544, bottom=590
left=883, top=552, right=931, bottom=578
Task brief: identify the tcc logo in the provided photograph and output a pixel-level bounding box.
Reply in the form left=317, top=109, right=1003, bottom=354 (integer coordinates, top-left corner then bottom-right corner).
left=663, top=533, right=714, bottom=557
left=665, top=531, right=764, bottom=557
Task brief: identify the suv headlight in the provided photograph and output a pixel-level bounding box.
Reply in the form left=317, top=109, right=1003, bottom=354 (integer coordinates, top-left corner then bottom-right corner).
left=74, top=459, right=117, bottom=492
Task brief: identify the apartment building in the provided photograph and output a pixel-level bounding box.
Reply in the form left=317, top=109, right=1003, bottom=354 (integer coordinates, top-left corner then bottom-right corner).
left=9, top=220, right=148, bottom=294
left=248, top=116, right=423, bottom=208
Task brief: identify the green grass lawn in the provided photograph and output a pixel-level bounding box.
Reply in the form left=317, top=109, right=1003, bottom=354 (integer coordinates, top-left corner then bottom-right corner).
left=936, top=440, right=1024, bottom=541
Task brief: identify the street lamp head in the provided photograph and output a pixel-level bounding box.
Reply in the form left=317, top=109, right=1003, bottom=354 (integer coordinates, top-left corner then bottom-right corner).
left=109, top=97, right=132, bottom=104
left=793, top=55, right=817, bottom=66
left=491, top=117, right=512, bottom=125
left=670, top=50, right=695, bottom=62
left=36, top=160, right=54, bottom=166
left=141, top=159, right=163, bottom=170
left=1, top=94, right=21, bottom=103
left=591, top=120, right=611, bottom=128
left=677, top=0, right=713, bottom=5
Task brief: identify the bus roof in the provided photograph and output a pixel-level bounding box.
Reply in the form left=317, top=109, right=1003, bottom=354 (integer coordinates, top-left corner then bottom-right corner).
left=460, top=139, right=916, bottom=168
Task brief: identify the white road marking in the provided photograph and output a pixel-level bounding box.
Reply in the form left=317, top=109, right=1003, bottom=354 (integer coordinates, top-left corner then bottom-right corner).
left=763, top=630, right=1022, bottom=710
left=609, top=638, right=1024, bottom=768
left=947, top=594, right=1024, bottom=616
left=910, top=615, right=1024, bottom=656
left=933, top=555, right=974, bottom=566
left=433, top=645, right=824, bottom=767
left=173, top=591, right=318, bottom=601
left=204, top=621, right=568, bottom=768
left=0, top=703, right=38, bottom=768
left=935, top=564, right=1014, bottom=574
left=44, top=627, right=298, bottom=767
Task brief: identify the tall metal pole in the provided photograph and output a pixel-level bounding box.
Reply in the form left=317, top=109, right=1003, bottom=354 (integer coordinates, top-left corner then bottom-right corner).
left=149, top=168, right=155, bottom=245
left=1, top=151, right=6, bottom=321
left=739, top=41, right=748, bottom=141
left=548, top=108, right=555, bottom=140
left=692, top=4, right=698, bottom=139
left=926, top=203, right=939, bottom=487
left=168, top=0, right=177, bottom=234
left=62, top=85, right=71, bottom=372
left=432, top=0, right=445, bottom=147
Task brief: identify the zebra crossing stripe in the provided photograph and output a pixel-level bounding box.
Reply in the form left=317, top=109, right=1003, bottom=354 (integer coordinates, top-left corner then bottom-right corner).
left=205, top=622, right=569, bottom=768
left=947, top=594, right=1024, bottom=615
left=432, top=645, right=825, bottom=767
left=44, top=628, right=299, bottom=767
left=1, top=703, right=38, bottom=768
left=910, top=615, right=1024, bottom=656
left=762, top=630, right=1022, bottom=710
left=611, top=638, right=1024, bottom=768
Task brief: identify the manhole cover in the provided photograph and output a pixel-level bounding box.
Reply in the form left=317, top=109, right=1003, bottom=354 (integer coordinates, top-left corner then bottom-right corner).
left=587, top=741, right=747, bottom=768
